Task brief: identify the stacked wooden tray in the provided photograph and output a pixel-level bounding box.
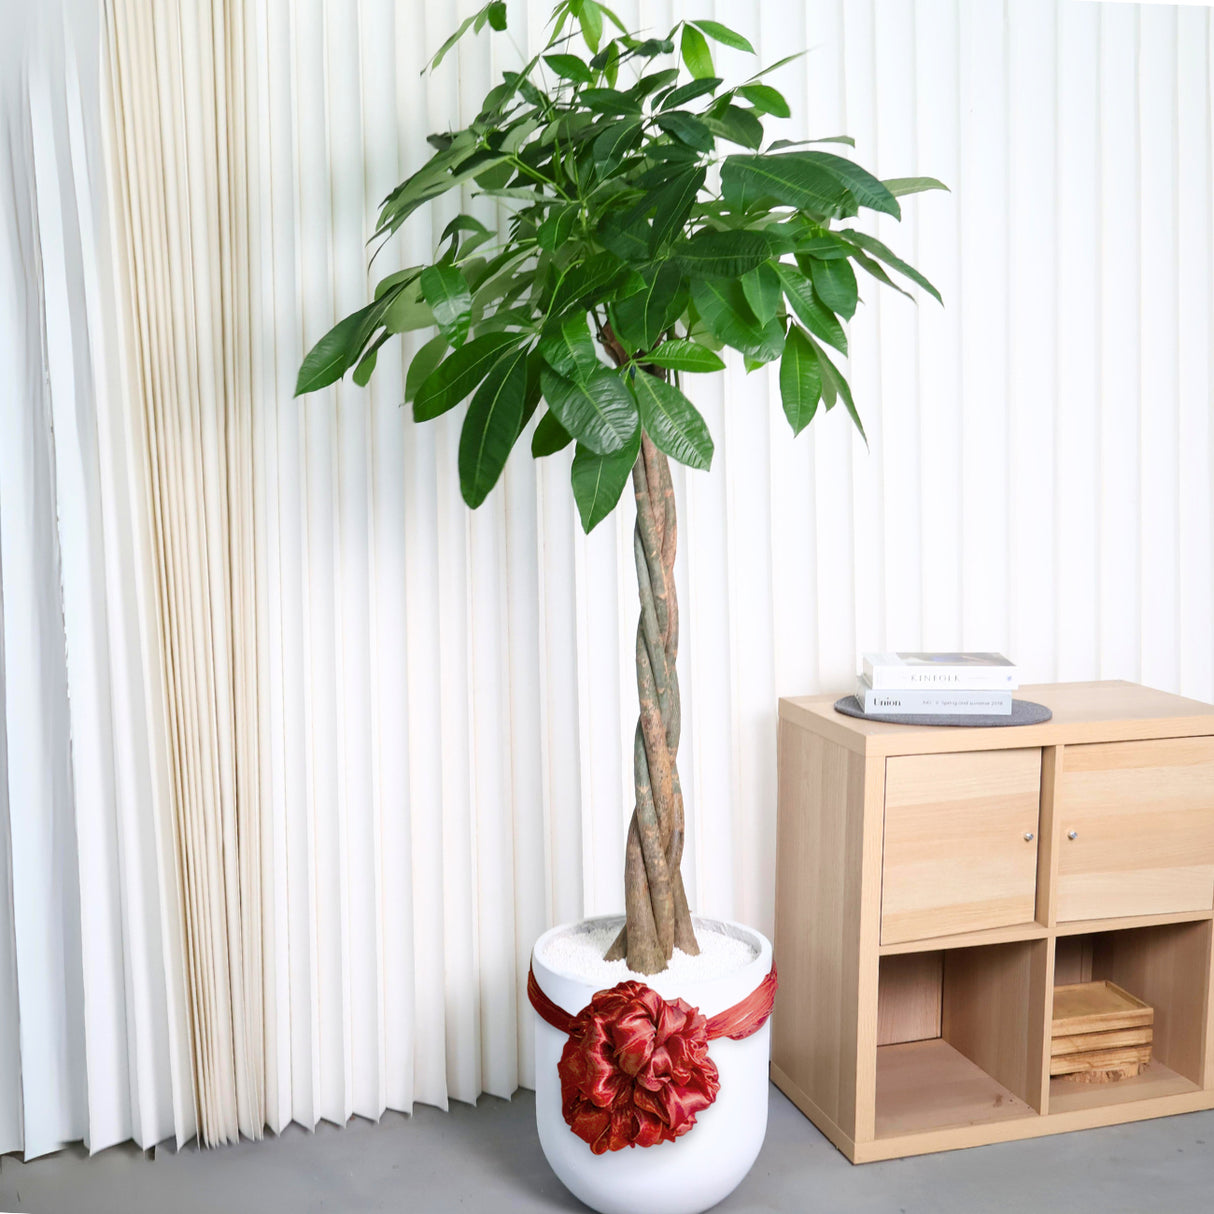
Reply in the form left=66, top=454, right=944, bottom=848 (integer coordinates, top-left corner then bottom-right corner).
left=1051, top=980, right=1154, bottom=1083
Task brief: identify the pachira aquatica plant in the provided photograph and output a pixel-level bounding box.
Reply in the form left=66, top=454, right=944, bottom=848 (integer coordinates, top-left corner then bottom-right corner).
left=297, top=0, right=945, bottom=975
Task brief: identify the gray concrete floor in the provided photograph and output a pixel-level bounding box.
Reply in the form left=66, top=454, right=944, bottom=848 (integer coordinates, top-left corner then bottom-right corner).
left=2, top=1086, right=1213, bottom=1213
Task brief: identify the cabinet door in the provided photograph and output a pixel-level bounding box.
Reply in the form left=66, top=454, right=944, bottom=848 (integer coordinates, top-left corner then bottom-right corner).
left=1055, top=738, right=1214, bottom=922
left=881, top=749, right=1042, bottom=945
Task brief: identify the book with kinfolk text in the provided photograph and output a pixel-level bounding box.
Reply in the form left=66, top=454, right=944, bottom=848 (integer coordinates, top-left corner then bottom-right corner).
left=861, top=652, right=1019, bottom=690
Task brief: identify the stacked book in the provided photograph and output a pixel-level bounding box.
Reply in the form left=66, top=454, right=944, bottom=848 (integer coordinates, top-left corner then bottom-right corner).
left=856, top=652, right=1019, bottom=717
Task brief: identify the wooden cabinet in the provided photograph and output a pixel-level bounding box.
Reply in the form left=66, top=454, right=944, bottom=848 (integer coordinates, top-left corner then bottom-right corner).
left=1055, top=738, right=1214, bottom=922
left=881, top=748, right=1041, bottom=945
left=773, top=681, right=1214, bottom=1162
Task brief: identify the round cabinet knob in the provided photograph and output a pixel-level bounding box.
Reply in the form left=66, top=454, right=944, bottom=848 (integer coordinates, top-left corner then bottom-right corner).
left=1024, top=832, right=1035, bottom=842
left=1067, top=830, right=1078, bottom=840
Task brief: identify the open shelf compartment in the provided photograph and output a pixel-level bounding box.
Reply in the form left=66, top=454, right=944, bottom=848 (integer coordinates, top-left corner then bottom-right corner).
left=875, top=939, right=1048, bottom=1138
left=1048, top=919, right=1211, bottom=1114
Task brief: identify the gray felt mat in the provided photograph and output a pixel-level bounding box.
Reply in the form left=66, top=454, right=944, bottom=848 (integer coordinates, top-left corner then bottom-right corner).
left=833, top=696, right=1053, bottom=728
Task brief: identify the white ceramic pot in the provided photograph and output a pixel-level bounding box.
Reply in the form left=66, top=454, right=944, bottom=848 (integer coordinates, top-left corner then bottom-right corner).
left=531, top=915, right=773, bottom=1214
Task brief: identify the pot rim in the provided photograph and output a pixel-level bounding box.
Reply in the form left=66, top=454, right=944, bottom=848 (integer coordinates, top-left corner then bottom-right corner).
left=531, top=913, right=772, bottom=1013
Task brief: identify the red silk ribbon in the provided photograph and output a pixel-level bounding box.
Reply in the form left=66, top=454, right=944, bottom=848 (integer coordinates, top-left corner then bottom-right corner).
left=528, top=960, right=777, bottom=1154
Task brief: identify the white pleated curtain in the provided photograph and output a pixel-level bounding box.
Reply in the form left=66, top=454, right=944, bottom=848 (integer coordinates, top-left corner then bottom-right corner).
left=0, top=0, right=194, bottom=1158
left=2, top=0, right=1212, bottom=1158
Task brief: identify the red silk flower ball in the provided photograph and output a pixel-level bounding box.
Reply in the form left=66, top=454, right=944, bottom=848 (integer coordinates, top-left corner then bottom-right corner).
left=558, top=981, right=721, bottom=1155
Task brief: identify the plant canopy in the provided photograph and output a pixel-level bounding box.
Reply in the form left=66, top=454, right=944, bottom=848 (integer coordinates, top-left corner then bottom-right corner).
left=296, top=0, right=945, bottom=533
left=297, top=0, right=946, bottom=975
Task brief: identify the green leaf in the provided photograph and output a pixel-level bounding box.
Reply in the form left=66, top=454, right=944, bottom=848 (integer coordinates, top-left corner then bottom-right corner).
left=540, top=366, right=638, bottom=454
left=544, top=53, right=596, bottom=84
left=629, top=372, right=714, bottom=470
left=598, top=210, right=653, bottom=261
left=635, top=68, right=680, bottom=99
left=420, top=264, right=472, bottom=345
left=459, top=348, right=529, bottom=508
left=352, top=335, right=387, bottom=387
left=376, top=145, right=505, bottom=238
left=801, top=151, right=900, bottom=218
left=470, top=248, right=533, bottom=315
left=770, top=134, right=856, bottom=150
left=680, top=24, right=714, bottom=79
left=295, top=302, right=378, bottom=395
left=849, top=249, right=914, bottom=300
left=655, top=111, right=714, bottom=152
left=404, top=333, right=450, bottom=402
left=580, top=88, right=643, bottom=115
left=571, top=428, right=640, bottom=532
left=414, top=332, right=522, bottom=421
left=537, top=204, right=579, bottom=252
left=471, top=154, right=513, bottom=189
left=882, top=175, right=950, bottom=197
left=814, top=339, right=865, bottom=441
left=595, top=1, right=628, bottom=35
left=384, top=275, right=437, bottom=333
left=439, top=214, right=494, bottom=262
left=548, top=251, right=626, bottom=315
left=807, top=255, right=858, bottom=320
left=660, top=77, right=722, bottom=110
left=690, top=277, right=785, bottom=362
left=578, top=0, right=603, bottom=52
left=837, top=228, right=942, bottom=303
left=720, top=153, right=851, bottom=215
left=352, top=348, right=378, bottom=388
left=374, top=266, right=423, bottom=299
left=740, top=262, right=781, bottom=326
left=779, top=326, right=821, bottom=434
left=428, top=11, right=476, bottom=71
left=628, top=37, right=675, bottom=58
left=701, top=105, right=764, bottom=150
left=602, top=40, right=620, bottom=87
left=487, top=1, right=507, bottom=31
left=736, top=82, right=789, bottom=117
left=743, top=50, right=807, bottom=82
left=500, top=116, right=541, bottom=154
left=796, top=232, right=853, bottom=260
left=772, top=262, right=847, bottom=354
left=531, top=410, right=573, bottom=456
left=609, top=262, right=686, bottom=352
left=691, top=18, right=755, bottom=53
left=641, top=339, right=725, bottom=373
left=671, top=229, right=775, bottom=279
left=648, top=166, right=706, bottom=251
left=538, top=312, right=600, bottom=381
left=593, top=119, right=642, bottom=168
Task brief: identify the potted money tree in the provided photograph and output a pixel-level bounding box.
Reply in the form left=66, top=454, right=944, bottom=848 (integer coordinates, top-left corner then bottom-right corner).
left=296, top=3, right=942, bottom=1210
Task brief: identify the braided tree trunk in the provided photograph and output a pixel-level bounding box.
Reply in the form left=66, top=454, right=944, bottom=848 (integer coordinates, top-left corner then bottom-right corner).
left=600, top=342, right=698, bottom=974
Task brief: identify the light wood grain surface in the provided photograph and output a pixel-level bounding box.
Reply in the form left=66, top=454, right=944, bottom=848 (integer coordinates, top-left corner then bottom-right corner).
left=1055, top=737, right=1214, bottom=921
left=1053, top=980, right=1154, bottom=1033
left=772, top=680, right=1214, bottom=1161
left=877, top=953, right=943, bottom=1046
left=881, top=749, right=1041, bottom=945
left=779, top=680, right=1214, bottom=757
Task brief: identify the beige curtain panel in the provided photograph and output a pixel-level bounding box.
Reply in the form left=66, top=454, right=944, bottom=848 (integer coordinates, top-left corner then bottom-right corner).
left=104, top=0, right=264, bottom=1145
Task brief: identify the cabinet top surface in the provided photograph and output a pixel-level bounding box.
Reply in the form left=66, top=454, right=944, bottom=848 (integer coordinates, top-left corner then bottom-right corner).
left=779, top=680, right=1214, bottom=756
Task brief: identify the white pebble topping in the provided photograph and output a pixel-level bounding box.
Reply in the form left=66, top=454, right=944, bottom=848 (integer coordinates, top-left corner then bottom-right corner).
left=539, top=919, right=757, bottom=987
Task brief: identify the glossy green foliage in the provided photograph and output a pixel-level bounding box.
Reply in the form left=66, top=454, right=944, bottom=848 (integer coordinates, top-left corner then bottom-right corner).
left=296, top=0, right=946, bottom=531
